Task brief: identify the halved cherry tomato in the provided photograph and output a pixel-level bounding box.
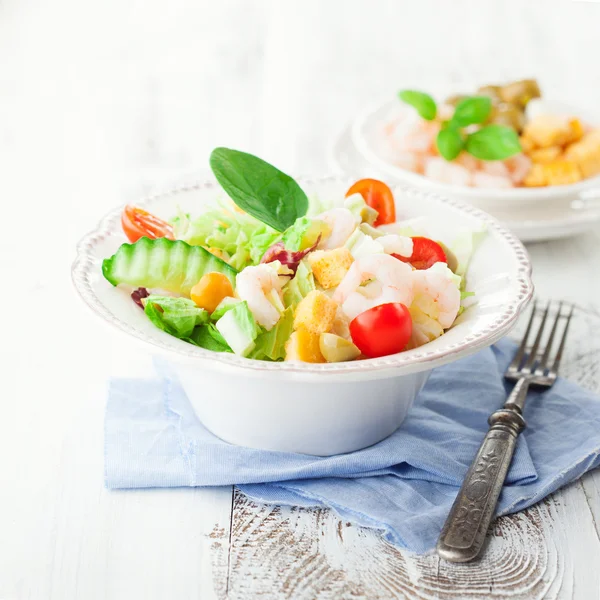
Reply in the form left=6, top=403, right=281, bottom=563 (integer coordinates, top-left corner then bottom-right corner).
left=121, top=205, right=175, bottom=243
left=345, top=178, right=396, bottom=226
left=349, top=303, right=412, bottom=358
left=393, top=237, right=446, bottom=270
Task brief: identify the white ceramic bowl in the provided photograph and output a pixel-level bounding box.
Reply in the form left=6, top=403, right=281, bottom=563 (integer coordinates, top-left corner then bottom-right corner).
left=72, top=177, right=533, bottom=456
left=352, top=99, right=600, bottom=227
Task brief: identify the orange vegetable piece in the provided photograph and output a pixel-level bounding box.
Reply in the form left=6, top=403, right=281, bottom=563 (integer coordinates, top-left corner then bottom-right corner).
left=190, top=272, right=234, bottom=312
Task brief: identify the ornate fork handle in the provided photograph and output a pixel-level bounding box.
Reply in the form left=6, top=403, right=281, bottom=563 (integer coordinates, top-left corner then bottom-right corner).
left=436, top=402, right=526, bottom=562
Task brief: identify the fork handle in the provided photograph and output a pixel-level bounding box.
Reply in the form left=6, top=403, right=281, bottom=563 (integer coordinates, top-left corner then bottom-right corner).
left=436, top=407, right=526, bottom=562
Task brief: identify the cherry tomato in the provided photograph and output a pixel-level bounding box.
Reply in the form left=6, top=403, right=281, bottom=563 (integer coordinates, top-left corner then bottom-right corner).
left=121, top=205, right=175, bottom=243
left=349, top=303, right=412, bottom=358
left=394, top=236, right=447, bottom=270
left=345, top=178, right=396, bottom=226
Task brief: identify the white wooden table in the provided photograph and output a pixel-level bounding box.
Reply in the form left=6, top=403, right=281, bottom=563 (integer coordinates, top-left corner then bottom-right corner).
left=2, top=1, right=600, bottom=598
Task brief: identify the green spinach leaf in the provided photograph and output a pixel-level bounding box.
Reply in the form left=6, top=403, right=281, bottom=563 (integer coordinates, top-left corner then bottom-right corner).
left=209, top=148, right=309, bottom=232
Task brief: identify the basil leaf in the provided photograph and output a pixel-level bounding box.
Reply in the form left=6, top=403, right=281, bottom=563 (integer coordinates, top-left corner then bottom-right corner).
left=451, top=96, right=492, bottom=127
left=465, top=125, right=522, bottom=160
left=209, top=147, right=309, bottom=232
left=436, top=126, right=464, bottom=161
left=398, top=90, right=437, bottom=121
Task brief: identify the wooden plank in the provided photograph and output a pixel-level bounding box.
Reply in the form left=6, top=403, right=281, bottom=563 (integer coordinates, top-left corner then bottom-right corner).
left=221, top=479, right=600, bottom=600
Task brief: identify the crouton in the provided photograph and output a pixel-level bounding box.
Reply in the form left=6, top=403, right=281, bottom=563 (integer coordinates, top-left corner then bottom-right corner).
left=293, top=290, right=338, bottom=335
left=564, top=130, right=600, bottom=178
left=519, top=135, right=537, bottom=155
left=522, top=115, right=572, bottom=148
left=309, top=248, right=354, bottom=289
left=529, top=146, right=562, bottom=164
left=524, top=160, right=582, bottom=187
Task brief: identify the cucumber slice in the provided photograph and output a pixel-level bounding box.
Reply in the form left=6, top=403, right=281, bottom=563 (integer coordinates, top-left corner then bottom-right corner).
left=102, top=237, right=237, bottom=296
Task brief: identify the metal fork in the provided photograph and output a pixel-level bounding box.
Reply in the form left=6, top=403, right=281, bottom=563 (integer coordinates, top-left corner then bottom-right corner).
left=436, top=300, right=575, bottom=563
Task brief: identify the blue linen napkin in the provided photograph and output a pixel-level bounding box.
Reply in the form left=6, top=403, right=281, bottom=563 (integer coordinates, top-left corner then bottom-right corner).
left=105, top=338, right=600, bottom=553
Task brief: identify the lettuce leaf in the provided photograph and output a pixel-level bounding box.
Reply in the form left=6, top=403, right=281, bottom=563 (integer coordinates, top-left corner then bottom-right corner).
left=248, top=307, right=294, bottom=361
left=188, top=323, right=232, bottom=352
left=451, top=228, right=487, bottom=285
left=283, top=260, right=315, bottom=308
left=281, top=216, right=330, bottom=251
left=215, top=300, right=260, bottom=356
left=210, top=297, right=242, bottom=321
left=143, top=296, right=208, bottom=339
left=172, top=202, right=281, bottom=270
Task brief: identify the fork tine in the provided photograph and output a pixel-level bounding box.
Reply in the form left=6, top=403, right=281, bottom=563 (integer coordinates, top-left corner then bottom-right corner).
left=535, top=301, right=563, bottom=375
left=550, top=304, right=575, bottom=375
left=509, top=300, right=537, bottom=371
left=523, top=302, right=551, bottom=372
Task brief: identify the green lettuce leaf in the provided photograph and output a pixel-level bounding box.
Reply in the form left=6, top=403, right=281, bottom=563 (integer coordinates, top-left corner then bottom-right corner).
left=172, top=202, right=281, bottom=270
left=188, top=323, right=232, bottom=352
left=215, top=300, right=260, bottom=356
left=283, top=260, right=315, bottom=308
left=143, top=296, right=208, bottom=339
left=450, top=228, right=487, bottom=288
left=281, top=216, right=330, bottom=251
left=248, top=307, right=294, bottom=361
left=210, top=297, right=242, bottom=321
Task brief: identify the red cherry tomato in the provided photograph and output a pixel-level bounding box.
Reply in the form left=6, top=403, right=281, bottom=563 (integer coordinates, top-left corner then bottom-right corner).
left=345, top=178, right=396, bottom=226
left=349, top=303, right=412, bottom=358
left=394, top=236, right=446, bottom=270
left=121, top=205, right=175, bottom=243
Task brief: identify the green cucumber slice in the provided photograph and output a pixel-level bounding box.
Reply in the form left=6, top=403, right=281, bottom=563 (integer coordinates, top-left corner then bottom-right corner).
left=102, top=237, right=237, bottom=296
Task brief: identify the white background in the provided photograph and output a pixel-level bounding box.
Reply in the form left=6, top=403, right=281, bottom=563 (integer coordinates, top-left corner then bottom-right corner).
left=1, top=1, right=600, bottom=598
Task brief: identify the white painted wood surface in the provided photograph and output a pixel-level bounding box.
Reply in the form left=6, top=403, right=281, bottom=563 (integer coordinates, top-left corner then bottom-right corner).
left=1, top=0, right=600, bottom=598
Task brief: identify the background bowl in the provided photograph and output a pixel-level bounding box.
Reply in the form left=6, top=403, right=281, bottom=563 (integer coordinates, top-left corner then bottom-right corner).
left=72, top=177, right=533, bottom=455
left=352, top=99, right=600, bottom=239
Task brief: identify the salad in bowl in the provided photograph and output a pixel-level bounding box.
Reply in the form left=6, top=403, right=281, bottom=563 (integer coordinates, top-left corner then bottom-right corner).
left=367, top=79, right=600, bottom=191
left=101, top=149, right=483, bottom=364
left=74, top=153, right=532, bottom=455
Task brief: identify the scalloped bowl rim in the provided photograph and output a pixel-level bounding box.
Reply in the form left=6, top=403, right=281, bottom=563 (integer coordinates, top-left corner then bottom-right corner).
left=71, top=177, right=534, bottom=378
left=352, top=98, right=600, bottom=201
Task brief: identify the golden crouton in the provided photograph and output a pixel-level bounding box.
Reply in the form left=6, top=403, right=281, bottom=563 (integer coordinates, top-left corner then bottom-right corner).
left=523, top=163, right=546, bottom=187
left=529, top=146, right=562, bottom=164
left=309, top=248, right=354, bottom=290
left=285, top=329, right=325, bottom=363
left=293, top=290, right=338, bottom=335
left=524, top=160, right=582, bottom=187
left=519, top=135, right=537, bottom=155
left=566, top=118, right=585, bottom=144
left=523, top=115, right=572, bottom=149
left=564, top=130, right=600, bottom=179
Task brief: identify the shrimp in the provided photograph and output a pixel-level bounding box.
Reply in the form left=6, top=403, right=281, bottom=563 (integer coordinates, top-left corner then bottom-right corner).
left=481, top=160, right=510, bottom=178
left=333, top=254, right=414, bottom=321
left=377, top=234, right=413, bottom=258
left=411, top=262, right=460, bottom=329
left=424, top=157, right=472, bottom=186
left=235, top=262, right=285, bottom=330
left=505, top=153, right=532, bottom=185
left=317, top=208, right=359, bottom=250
